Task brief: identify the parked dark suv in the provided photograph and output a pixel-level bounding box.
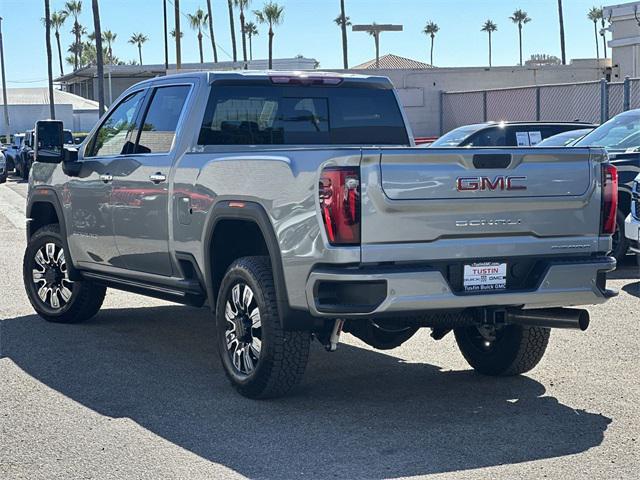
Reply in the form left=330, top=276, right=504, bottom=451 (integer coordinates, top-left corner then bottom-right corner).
left=16, top=130, right=35, bottom=180
left=4, top=133, right=24, bottom=172
left=430, top=121, right=596, bottom=148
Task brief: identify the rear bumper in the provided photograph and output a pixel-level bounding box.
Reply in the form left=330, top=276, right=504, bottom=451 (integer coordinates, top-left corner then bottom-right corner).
left=625, top=213, right=640, bottom=253
left=305, top=257, right=617, bottom=318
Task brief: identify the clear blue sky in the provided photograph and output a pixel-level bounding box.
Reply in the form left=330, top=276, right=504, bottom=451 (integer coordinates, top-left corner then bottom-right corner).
left=1, top=0, right=610, bottom=87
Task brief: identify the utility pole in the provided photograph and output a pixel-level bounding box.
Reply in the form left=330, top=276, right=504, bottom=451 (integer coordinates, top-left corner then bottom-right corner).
left=174, top=0, right=182, bottom=70
left=163, top=0, right=169, bottom=70
left=92, top=0, right=104, bottom=114
left=352, top=24, right=403, bottom=68
left=0, top=17, right=9, bottom=140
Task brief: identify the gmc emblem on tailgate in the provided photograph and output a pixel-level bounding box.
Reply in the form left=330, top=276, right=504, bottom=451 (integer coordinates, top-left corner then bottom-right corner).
left=456, top=176, right=527, bottom=192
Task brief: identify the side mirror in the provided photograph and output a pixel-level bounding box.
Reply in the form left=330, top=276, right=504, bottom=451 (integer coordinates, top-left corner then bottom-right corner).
left=34, top=120, right=64, bottom=164
left=61, top=147, right=81, bottom=177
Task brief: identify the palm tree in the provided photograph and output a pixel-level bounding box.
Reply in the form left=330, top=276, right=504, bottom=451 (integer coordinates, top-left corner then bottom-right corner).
left=92, top=0, right=105, bottom=114
left=600, top=10, right=608, bottom=59
left=70, top=22, right=87, bottom=68
left=64, top=0, right=83, bottom=71
left=338, top=0, right=348, bottom=69
left=188, top=8, right=209, bottom=64
left=50, top=11, right=68, bottom=76
left=103, top=30, right=117, bottom=64
left=587, top=7, right=601, bottom=60
left=128, top=33, right=148, bottom=65
left=244, top=21, right=258, bottom=60
left=174, top=0, right=182, bottom=69
left=254, top=2, right=284, bottom=69
left=334, top=10, right=351, bottom=69
left=481, top=20, right=498, bottom=67
left=510, top=9, right=531, bottom=66
left=235, top=0, right=251, bottom=63
left=170, top=28, right=184, bottom=39
left=206, top=0, right=218, bottom=62
left=558, top=0, right=566, bottom=64
left=45, top=0, right=56, bottom=119
left=227, top=0, right=238, bottom=62
left=422, top=21, right=439, bottom=66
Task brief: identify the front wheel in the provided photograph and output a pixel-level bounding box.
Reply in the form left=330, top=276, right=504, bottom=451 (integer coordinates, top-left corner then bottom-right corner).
left=216, top=256, right=311, bottom=399
left=454, top=324, right=550, bottom=376
left=23, top=224, right=106, bottom=323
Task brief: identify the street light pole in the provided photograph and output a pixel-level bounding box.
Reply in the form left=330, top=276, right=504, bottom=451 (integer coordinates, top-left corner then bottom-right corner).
left=0, top=17, right=10, bottom=140
left=352, top=24, right=403, bottom=69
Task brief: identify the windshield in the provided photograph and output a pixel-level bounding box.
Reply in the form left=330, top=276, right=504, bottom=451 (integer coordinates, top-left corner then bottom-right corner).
left=63, top=130, right=74, bottom=144
left=536, top=128, right=593, bottom=147
left=576, top=110, right=640, bottom=151
left=430, top=124, right=485, bottom=147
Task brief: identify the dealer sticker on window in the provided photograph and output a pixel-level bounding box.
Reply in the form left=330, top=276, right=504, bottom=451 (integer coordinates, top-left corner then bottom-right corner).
left=463, top=262, right=507, bottom=292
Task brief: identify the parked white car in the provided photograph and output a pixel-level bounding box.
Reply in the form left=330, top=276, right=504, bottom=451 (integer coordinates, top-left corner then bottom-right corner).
left=624, top=174, right=640, bottom=261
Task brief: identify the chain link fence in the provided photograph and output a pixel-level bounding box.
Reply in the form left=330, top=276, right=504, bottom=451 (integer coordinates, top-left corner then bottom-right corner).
left=441, top=77, right=640, bottom=134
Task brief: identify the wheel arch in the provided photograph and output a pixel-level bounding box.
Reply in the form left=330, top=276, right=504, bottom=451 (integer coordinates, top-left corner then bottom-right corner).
left=202, top=200, right=317, bottom=331
left=27, top=188, right=79, bottom=280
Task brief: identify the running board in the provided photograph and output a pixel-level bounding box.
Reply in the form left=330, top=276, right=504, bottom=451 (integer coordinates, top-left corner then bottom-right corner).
left=81, top=272, right=206, bottom=307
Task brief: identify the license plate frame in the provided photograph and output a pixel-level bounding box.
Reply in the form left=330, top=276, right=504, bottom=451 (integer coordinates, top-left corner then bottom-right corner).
left=463, top=262, right=507, bottom=292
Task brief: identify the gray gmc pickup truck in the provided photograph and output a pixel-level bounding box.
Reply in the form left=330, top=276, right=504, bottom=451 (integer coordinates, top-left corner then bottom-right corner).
left=23, top=71, right=618, bottom=398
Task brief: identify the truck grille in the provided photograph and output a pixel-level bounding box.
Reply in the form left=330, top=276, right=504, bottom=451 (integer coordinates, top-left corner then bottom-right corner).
left=633, top=179, right=640, bottom=220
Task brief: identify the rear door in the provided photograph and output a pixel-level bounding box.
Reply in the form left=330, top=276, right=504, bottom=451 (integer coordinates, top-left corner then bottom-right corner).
left=111, top=83, right=192, bottom=276
left=361, top=147, right=604, bottom=264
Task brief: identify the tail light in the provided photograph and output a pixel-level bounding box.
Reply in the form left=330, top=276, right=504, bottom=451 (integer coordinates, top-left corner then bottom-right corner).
left=319, top=167, right=360, bottom=245
left=601, top=164, right=618, bottom=235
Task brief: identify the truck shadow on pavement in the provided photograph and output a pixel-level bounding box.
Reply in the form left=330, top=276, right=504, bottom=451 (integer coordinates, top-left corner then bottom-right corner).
left=2, top=306, right=611, bottom=479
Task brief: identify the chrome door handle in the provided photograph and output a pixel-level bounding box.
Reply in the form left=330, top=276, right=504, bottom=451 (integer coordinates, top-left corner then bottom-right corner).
left=149, top=173, right=167, bottom=184
left=99, top=174, right=113, bottom=183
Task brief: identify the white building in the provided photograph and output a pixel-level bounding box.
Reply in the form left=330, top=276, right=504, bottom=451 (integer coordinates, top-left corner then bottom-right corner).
left=604, top=2, right=640, bottom=78
left=0, top=88, right=99, bottom=137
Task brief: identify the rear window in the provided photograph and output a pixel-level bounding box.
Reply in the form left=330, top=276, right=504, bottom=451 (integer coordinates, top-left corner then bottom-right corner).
left=198, top=85, right=409, bottom=146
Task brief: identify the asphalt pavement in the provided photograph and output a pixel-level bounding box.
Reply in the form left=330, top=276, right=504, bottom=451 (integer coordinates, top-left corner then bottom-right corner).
left=1, top=176, right=639, bottom=480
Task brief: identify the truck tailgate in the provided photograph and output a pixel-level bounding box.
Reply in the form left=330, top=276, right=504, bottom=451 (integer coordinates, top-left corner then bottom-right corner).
left=361, top=147, right=609, bottom=263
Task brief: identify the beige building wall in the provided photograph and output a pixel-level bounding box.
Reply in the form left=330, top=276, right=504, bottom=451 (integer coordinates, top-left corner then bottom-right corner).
left=604, top=2, right=640, bottom=78
left=336, top=62, right=609, bottom=136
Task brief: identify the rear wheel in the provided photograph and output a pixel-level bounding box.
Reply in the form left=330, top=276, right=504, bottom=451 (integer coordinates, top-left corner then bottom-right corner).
left=23, top=224, right=106, bottom=323
left=216, top=256, right=311, bottom=399
left=454, top=323, right=550, bottom=376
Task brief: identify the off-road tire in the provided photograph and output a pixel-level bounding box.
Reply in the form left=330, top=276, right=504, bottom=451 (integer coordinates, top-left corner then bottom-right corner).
left=215, top=256, right=311, bottom=399
left=454, top=324, right=550, bottom=376
left=23, top=224, right=106, bottom=323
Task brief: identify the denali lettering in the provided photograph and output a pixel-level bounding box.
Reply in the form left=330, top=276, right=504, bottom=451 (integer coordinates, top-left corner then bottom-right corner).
left=456, top=176, right=527, bottom=191
left=455, top=219, right=522, bottom=227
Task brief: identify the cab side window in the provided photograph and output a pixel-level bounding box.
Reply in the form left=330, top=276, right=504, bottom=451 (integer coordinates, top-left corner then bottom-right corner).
left=134, top=85, right=191, bottom=154
left=87, top=90, right=145, bottom=157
